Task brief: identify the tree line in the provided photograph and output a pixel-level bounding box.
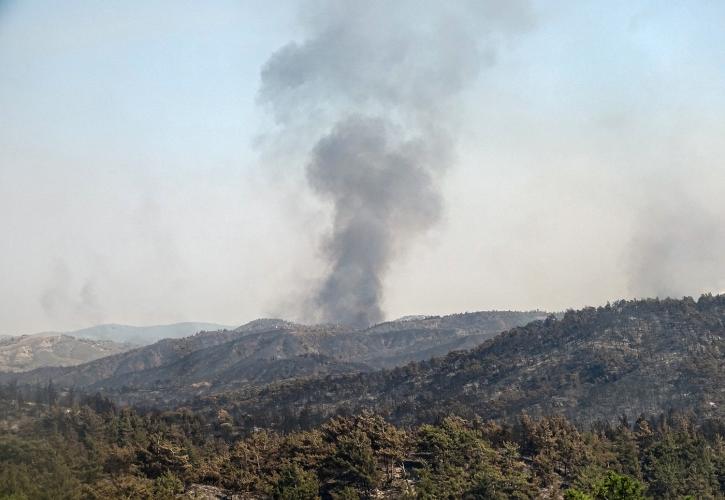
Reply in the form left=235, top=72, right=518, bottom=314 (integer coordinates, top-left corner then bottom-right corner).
left=0, top=390, right=723, bottom=498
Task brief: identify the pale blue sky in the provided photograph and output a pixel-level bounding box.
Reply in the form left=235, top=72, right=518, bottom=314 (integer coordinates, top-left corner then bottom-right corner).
left=2, top=1, right=725, bottom=334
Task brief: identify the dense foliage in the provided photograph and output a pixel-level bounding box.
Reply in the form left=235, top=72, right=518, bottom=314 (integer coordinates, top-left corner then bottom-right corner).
left=0, top=394, right=723, bottom=499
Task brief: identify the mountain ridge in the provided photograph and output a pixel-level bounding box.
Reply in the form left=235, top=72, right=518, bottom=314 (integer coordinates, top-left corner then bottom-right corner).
left=0, top=311, right=547, bottom=404
left=197, top=295, right=725, bottom=428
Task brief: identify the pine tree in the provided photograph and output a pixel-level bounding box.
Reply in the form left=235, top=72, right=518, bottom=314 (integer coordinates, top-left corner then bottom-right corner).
left=272, top=463, right=320, bottom=500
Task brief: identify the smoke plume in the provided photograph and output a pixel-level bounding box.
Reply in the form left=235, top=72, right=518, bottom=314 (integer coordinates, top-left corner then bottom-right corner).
left=259, top=1, right=532, bottom=327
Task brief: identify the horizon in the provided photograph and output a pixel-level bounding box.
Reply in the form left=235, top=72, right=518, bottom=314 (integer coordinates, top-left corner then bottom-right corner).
left=3, top=1, right=725, bottom=334
left=9, top=291, right=725, bottom=338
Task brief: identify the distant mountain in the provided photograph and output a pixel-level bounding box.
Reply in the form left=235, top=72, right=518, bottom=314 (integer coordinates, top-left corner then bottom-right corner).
left=0, top=335, right=134, bottom=372
left=36, top=322, right=233, bottom=345
left=205, top=295, right=725, bottom=428
left=1, top=311, right=546, bottom=404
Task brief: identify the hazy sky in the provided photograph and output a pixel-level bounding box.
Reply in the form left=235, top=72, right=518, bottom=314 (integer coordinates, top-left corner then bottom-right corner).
left=2, top=0, right=725, bottom=334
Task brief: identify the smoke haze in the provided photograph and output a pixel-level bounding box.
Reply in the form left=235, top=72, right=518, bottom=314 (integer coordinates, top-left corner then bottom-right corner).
left=259, top=0, right=532, bottom=326
left=628, top=192, right=725, bottom=300
left=2, top=2, right=725, bottom=335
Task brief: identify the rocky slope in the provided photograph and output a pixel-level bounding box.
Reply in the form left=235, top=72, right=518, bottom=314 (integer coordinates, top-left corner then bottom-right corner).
left=206, top=295, right=725, bottom=427
left=0, top=335, right=134, bottom=372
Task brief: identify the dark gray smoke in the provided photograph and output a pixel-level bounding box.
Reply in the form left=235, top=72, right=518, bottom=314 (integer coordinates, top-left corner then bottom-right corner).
left=259, top=1, right=532, bottom=327
left=307, top=117, right=443, bottom=326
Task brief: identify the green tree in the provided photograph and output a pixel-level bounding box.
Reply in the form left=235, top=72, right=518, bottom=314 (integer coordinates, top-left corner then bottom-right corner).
left=563, top=489, right=592, bottom=500
left=565, top=471, right=646, bottom=500
left=272, top=463, right=320, bottom=500
left=152, top=471, right=184, bottom=499
left=319, top=428, right=379, bottom=496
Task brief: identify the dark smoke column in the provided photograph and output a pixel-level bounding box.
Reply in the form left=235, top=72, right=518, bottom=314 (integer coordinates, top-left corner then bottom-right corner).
left=259, top=1, right=532, bottom=327
left=308, top=117, right=442, bottom=327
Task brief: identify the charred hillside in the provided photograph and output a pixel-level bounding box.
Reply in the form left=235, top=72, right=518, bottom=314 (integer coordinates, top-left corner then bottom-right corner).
left=209, top=295, right=725, bottom=428
left=0, top=311, right=545, bottom=405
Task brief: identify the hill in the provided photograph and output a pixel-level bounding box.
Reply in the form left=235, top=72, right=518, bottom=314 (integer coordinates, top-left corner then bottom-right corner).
left=205, top=295, right=725, bottom=428
left=34, top=322, right=233, bottom=345
left=0, top=311, right=546, bottom=404
left=0, top=334, right=133, bottom=372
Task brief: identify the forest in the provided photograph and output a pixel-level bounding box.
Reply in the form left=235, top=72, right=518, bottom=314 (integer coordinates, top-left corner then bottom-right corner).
left=0, top=389, right=723, bottom=499
left=184, top=296, right=725, bottom=431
